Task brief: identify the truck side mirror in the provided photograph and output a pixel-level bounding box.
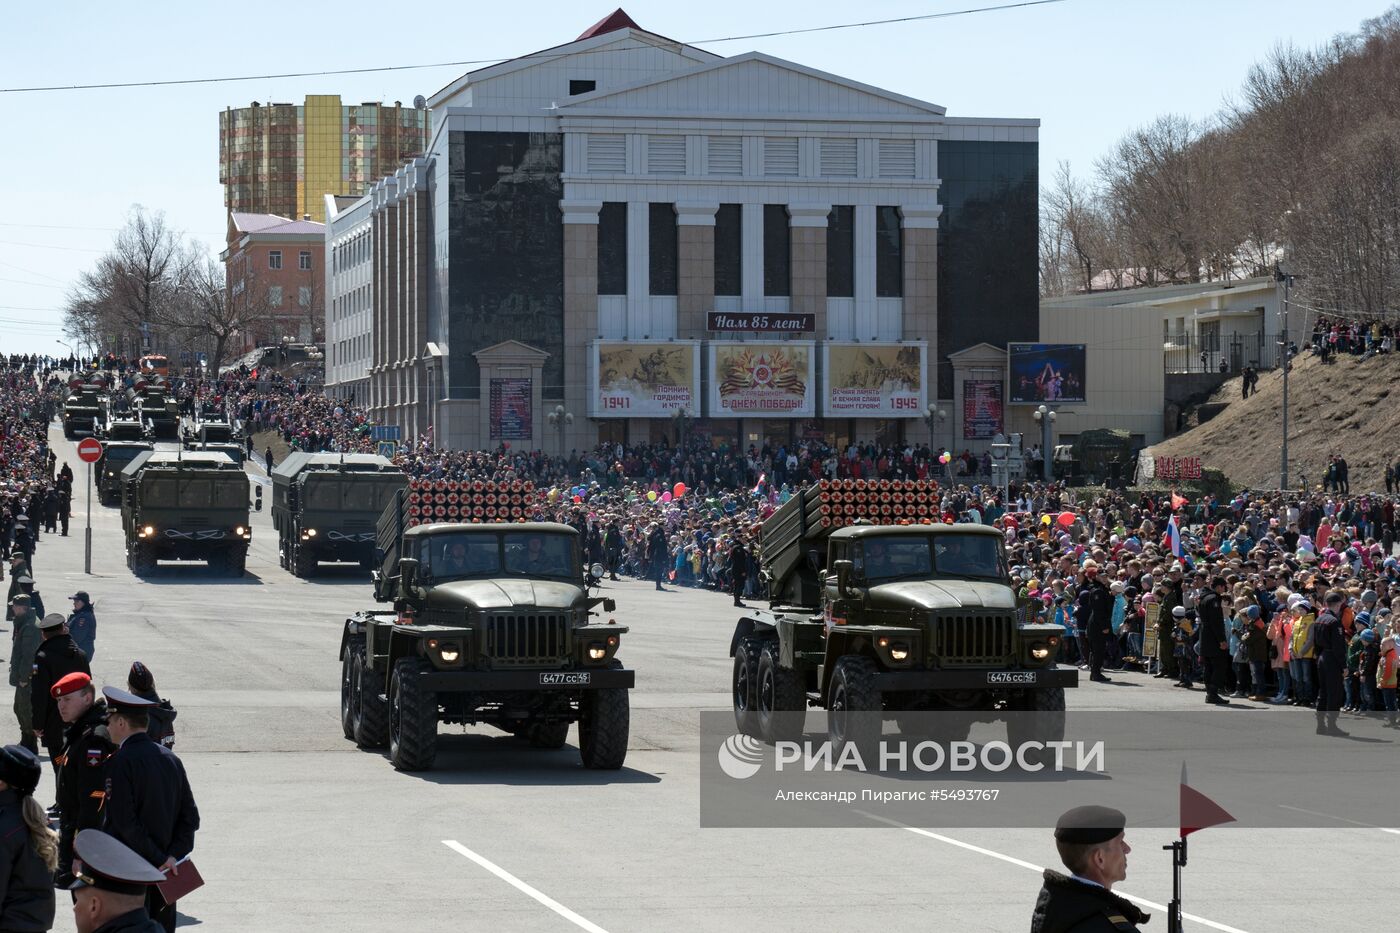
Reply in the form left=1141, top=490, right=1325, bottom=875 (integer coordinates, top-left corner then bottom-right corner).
left=832, top=559, right=854, bottom=599
left=603, top=598, right=616, bottom=613
left=399, top=557, right=420, bottom=588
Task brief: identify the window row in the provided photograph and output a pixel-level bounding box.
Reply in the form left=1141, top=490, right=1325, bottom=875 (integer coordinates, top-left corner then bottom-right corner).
left=331, top=229, right=371, bottom=274
left=331, top=333, right=371, bottom=370
left=332, top=283, right=372, bottom=322
left=584, top=134, right=919, bottom=179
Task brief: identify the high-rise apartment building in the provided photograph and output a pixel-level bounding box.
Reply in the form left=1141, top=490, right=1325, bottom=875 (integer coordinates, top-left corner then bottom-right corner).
left=219, top=95, right=429, bottom=222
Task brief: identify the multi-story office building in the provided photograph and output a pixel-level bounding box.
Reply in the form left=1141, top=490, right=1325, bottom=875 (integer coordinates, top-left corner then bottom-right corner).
left=219, top=96, right=430, bottom=223
left=325, top=11, right=1039, bottom=452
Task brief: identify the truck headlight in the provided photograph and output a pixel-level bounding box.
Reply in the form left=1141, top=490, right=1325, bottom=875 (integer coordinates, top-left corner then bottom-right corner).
left=141, top=525, right=154, bottom=537
left=235, top=526, right=246, bottom=536
left=1031, top=643, right=1051, bottom=660
left=889, top=644, right=910, bottom=662
left=439, top=645, right=460, bottom=663
left=588, top=642, right=607, bottom=660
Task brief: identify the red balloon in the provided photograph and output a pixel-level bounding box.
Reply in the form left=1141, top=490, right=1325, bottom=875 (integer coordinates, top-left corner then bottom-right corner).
left=1057, top=511, right=1076, bottom=527
left=673, top=482, right=687, bottom=498
left=572, top=495, right=582, bottom=503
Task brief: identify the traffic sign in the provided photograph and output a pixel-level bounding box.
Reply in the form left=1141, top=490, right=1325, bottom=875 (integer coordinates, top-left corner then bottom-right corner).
left=77, top=437, right=103, bottom=463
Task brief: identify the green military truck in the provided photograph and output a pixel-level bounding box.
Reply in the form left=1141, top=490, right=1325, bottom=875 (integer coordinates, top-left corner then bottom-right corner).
left=339, top=480, right=632, bottom=772
left=730, top=479, right=1076, bottom=756
left=272, top=452, right=407, bottom=576
left=120, top=450, right=259, bottom=576
left=62, top=377, right=108, bottom=439
left=129, top=377, right=179, bottom=439
left=96, top=440, right=154, bottom=506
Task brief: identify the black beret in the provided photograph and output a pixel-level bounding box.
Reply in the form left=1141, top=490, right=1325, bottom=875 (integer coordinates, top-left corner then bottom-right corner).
left=1054, top=805, right=1126, bottom=845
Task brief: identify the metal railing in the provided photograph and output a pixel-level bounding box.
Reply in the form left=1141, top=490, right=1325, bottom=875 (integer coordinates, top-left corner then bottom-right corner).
left=1164, top=333, right=1280, bottom=374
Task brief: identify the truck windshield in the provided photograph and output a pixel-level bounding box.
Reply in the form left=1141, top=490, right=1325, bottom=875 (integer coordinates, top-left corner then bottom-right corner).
left=855, top=534, right=1005, bottom=581
left=423, top=533, right=502, bottom=579
left=503, top=532, right=575, bottom=578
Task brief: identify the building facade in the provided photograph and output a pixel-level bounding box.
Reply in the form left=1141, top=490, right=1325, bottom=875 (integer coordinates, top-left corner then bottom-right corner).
left=223, top=213, right=326, bottom=351
left=219, top=96, right=430, bottom=223
left=325, top=195, right=373, bottom=402
left=325, top=11, right=1039, bottom=453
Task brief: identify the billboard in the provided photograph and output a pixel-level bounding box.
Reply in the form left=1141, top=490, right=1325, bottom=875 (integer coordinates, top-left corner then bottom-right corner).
left=489, top=377, right=532, bottom=440
left=1007, top=343, right=1086, bottom=404
left=823, top=343, right=926, bottom=417
left=591, top=342, right=699, bottom=418
left=963, top=380, right=1003, bottom=438
left=709, top=342, right=814, bottom=417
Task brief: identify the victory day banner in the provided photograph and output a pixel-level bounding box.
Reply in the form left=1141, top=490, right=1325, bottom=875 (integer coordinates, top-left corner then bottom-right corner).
left=709, top=342, right=815, bottom=418
left=823, top=343, right=926, bottom=417
left=591, top=342, right=700, bottom=418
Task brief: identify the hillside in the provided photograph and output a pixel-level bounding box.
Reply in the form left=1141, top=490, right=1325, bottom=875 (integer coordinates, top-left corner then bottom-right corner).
left=1147, top=352, right=1397, bottom=492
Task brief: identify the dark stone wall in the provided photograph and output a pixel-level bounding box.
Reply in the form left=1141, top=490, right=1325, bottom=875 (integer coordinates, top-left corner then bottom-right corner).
left=447, top=131, right=564, bottom=400
left=936, top=140, right=1038, bottom=399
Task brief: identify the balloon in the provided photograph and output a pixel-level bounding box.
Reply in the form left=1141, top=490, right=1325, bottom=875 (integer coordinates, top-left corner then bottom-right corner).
left=547, top=488, right=559, bottom=502
left=673, top=482, right=687, bottom=498
left=572, top=495, right=582, bottom=503
left=502, top=441, right=510, bottom=449
left=647, top=491, right=658, bottom=502
left=662, top=491, right=672, bottom=503
left=1041, top=514, right=1053, bottom=525
left=1057, top=511, right=1075, bottom=528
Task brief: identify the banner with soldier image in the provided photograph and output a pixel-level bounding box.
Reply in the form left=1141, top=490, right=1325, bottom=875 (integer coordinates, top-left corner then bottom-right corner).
left=709, top=342, right=815, bottom=417
left=823, top=343, right=927, bottom=417
left=590, top=342, right=700, bottom=418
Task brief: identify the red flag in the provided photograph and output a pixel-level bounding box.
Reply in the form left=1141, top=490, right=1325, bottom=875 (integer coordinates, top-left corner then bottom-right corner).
left=1180, top=763, right=1235, bottom=838
left=1171, top=492, right=1188, bottom=511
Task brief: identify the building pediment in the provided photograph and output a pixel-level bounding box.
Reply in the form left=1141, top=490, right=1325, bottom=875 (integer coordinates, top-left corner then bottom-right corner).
left=472, top=339, right=551, bottom=364
left=947, top=342, right=1007, bottom=364
left=562, top=52, right=946, bottom=118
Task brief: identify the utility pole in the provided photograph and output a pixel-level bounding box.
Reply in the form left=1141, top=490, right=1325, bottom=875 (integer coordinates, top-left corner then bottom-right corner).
left=1275, top=263, right=1295, bottom=491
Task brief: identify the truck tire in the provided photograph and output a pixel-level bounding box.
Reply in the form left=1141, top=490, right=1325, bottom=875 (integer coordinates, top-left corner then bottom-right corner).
left=526, top=720, right=571, bottom=749
left=579, top=667, right=629, bottom=770
left=389, top=657, right=437, bottom=771
left=757, top=641, right=806, bottom=744
left=340, top=648, right=358, bottom=740
left=131, top=543, right=156, bottom=577
left=732, top=635, right=762, bottom=737
left=293, top=543, right=316, bottom=578
left=229, top=551, right=246, bottom=578
left=827, top=655, right=882, bottom=767
left=1006, top=686, right=1066, bottom=769
left=352, top=649, right=389, bottom=749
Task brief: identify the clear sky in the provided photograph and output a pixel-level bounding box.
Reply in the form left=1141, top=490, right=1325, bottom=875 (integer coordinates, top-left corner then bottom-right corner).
left=0, top=0, right=1389, bottom=353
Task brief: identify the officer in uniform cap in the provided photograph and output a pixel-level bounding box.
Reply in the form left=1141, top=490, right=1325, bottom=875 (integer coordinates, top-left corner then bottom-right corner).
left=68, top=829, right=166, bottom=933
left=31, top=612, right=91, bottom=776
left=1030, top=805, right=1150, bottom=932
left=100, top=688, right=199, bottom=933
left=53, top=671, right=114, bottom=884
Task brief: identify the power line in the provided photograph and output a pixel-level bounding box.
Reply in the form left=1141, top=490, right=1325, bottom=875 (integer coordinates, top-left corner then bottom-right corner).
left=0, top=1, right=1068, bottom=94
left=0, top=240, right=107, bottom=253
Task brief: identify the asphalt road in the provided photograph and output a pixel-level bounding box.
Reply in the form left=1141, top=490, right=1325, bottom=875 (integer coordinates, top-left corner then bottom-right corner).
left=25, top=425, right=1391, bottom=932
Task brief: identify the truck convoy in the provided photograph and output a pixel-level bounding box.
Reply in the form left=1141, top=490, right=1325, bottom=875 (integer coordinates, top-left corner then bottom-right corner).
left=96, top=440, right=154, bottom=506
left=62, top=376, right=108, bottom=439
left=120, top=450, right=258, bottom=576
left=338, top=480, right=633, bottom=772
left=128, top=377, right=179, bottom=439
left=730, top=479, right=1076, bottom=757
left=271, top=452, right=408, bottom=576
left=182, top=413, right=245, bottom=466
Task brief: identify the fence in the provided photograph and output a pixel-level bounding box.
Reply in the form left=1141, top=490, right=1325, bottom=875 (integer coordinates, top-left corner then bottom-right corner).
left=1163, top=332, right=1281, bottom=374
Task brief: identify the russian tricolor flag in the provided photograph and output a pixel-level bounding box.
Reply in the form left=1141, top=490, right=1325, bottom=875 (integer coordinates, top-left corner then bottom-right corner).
left=1166, top=514, right=1193, bottom=569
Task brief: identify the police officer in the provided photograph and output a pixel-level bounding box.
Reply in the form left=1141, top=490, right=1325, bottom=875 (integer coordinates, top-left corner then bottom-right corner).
left=1197, top=576, right=1231, bottom=706
left=31, top=613, right=91, bottom=774
left=101, top=688, right=200, bottom=933
left=1314, top=590, right=1350, bottom=736
left=730, top=537, right=748, bottom=607
left=67, top=829, right=166, bottom=933
left=53, top=672, right=115, bottom=883
left=1031, top=805, right=1149, bottom=932
left=1081, top=562, right=1114, bottom=683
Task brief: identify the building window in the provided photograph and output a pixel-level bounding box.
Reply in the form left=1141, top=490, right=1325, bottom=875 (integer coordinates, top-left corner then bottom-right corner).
left=298, top=286, right=312, bottom=308
left=707, top=136, right=742, bottom=176
left=876, top=206, right=903, bottom=298
left=763, top=137, right=798, bottom=177
left=827, top=205, right=855, bottom=298
left=299, top=250, right=312, bottom=270
left=878, top=139, right=916, bottom=178
left=820, top=138, right=857, bottom=177
left=646, top=135, right=686, bottom=175
left=763, top=204, right=790, bottom=297
left=714, top=203, right=742, bottom=297
left=268, top=250, right=282, bottom=270
left=268, top=286, right=283, bottom=308
left=569, top=79, right=596, bottom=96
left=648, top=203, right=677, bottom=296
left=587, top=134, right=626, bottom=174
left=597, top=202, right=627, bottom=295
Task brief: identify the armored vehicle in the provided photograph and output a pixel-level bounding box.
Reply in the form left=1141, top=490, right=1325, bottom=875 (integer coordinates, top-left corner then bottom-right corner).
left=730, top=479, right=1076, bottom=755
left=339, top=480, right=632, bottom=772
left=128, top=377, right=179, bottom=439
left=272, top=452, right=407, bottom=576
left=96, top=440, right=154, bottom=506
left=62, top=376, right=108, bottom=439
left=119, top=450, right=259, bottom=576
left=100, top=417, right=147, bottom=442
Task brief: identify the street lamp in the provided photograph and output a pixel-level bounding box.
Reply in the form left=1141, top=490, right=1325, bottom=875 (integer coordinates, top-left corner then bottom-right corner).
left=671, top=407, right=691, bottom=448
left=1274, top=261, right=1300, bottom=490
left=547, top=404, right=573, bottom=455
left=1032, top=404, right=1057, bottom=481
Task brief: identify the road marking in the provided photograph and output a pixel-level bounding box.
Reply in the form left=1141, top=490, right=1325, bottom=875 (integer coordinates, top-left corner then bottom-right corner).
left=442, top=840, right=610, bottom=933
left=1279, top=803, right=1400, bottom=835
left=858, top=812, right=1253, bottom=933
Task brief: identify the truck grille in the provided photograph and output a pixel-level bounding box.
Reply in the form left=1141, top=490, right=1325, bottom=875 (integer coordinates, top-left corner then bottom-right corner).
left=485, top=613, right=571, bottom=668
left=933, top=613, right=1015, bottom=667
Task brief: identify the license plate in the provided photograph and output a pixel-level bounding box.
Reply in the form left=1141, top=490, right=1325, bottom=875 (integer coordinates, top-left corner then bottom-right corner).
left=987, top=671, right=1037, bottom=685
left=540, top=672, right=590, bottom=686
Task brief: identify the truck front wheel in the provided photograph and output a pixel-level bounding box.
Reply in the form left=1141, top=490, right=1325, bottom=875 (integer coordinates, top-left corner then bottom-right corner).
left=340, top=649, right=358, bottom=740
left=526, top=720, right=571, bottom=749
left=732, top=635, right=762, bottom=737
left=389, top=658, right=438, bottom=771
left=352, top=648, right=389, bottom=749
left=757, top=642, right=806, bottom=744
left=131, top=543, right=156, bottom=577
left=828, top=656, right=882, bottom=766
left=293, top=542, right=316, bottom=578
left=579, top=668, right=629, bottom=770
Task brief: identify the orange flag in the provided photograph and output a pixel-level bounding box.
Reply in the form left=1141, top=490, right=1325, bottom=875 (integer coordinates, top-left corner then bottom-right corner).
left=1180, top=763, right=1235, bottom=838
left=1171, top=492, right=1188, bottom=511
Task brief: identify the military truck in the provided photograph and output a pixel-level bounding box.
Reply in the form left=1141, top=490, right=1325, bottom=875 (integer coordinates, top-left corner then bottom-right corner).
left=128, top=377, right=179, bottom=439
left=120, top=450, right=259, bottom=576
left=100, top=417, right=147, bottom=442
left=339, top=480, right=632, bottom=772
left=96, top=440, right=154, bottom=506
left=730, top=479, right=1076, bottom=756
left=272, top=452, right=407, bottom=576
left=62, top=376, right=108, bottom=439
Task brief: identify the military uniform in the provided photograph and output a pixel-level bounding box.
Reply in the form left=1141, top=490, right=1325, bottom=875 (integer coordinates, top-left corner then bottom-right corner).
left=57, top=697, right=116, bottom=875
left=68, top=829, right=167, bottom=933
left=30, top=618, right=90, bottom=768
left=1030, top=870, right=1149, bottom=932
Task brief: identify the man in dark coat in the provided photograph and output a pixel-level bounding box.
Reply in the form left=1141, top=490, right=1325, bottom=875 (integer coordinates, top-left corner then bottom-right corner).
left=1196, top=576, right=1231, bottom=705
left=31, top=613, right=91, bottom=773
left=1031, top=805, right=1148, bottom=932
left=730, top=537, right=748, bottom=608
left=101, top=689, right=200, bottom=933
left=645, top=523, right=667, bottom=591
left=1080, top=562, right=1114, bottom=683
left=52, top=673, right=115, bottom=881
left=1313, top=590, right=1349, bottom=736
left=68, top=829, right=167, bottom=933
left=0, top=744, right=56, bottom=931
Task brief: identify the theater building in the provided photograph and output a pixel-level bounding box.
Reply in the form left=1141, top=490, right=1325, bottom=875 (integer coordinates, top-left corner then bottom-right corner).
left=326, top=10, right=1038, bottom=453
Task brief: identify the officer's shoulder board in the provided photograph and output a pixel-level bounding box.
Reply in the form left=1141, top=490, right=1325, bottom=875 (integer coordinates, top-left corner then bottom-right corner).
left=1106, top=915, right=1136, bottom=931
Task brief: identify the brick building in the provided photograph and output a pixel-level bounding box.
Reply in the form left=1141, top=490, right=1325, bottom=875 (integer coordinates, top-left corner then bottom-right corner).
left=223, top=213, right=326, bottom=352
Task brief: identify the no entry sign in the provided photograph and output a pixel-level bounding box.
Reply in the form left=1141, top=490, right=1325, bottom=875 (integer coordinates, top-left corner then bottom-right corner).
left=77, top=437, right=103, bottom=463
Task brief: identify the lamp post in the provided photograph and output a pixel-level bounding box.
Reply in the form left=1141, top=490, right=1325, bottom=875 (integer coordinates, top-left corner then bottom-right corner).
left=1032, top=404, right=1057, bottom=481
left=923, top=404, right=948, bottom=445
left=1274, top=261, right=1298, bottom=491
left=547, top=404, right=573, bottom=456
left=671, top=406, right=691, bottom=449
